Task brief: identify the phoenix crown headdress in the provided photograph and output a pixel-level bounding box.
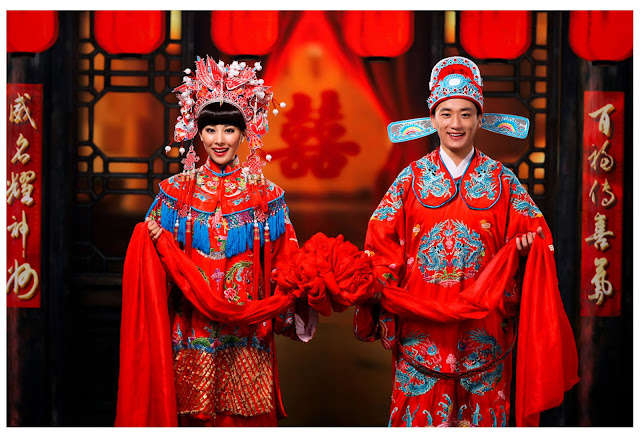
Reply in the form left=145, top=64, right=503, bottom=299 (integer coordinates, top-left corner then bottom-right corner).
left=167, top=56, right=285, bottom=173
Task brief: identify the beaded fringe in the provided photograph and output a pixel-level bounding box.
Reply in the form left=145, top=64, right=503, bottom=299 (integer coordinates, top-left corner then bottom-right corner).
left=152, top=191, right=286, bottom=258
left=224, top=207, right=286, bottom=258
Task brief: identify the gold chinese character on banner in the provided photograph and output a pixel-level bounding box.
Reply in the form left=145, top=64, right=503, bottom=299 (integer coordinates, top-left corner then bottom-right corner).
left=9, top=93, right=38, bottom=130
left=588, top=140, right=614, bottom=172
left=6, top=172, right=21, bottom=205
left=11, top=133, right=32, bottom=165
left=7, top=259, right=39, bottom=300
left=588, top=257, right=613, bottom=306
left=6, top=171, right=37, bottom=206
left=7, top=210, right=30, bottom=258
left=19, top=170, right=36, bottom=206
left=588, top=178, right=616, bottom=208
left=584, top=212, right=615, bottom=251
left=588, top=103, right=615, bottom=138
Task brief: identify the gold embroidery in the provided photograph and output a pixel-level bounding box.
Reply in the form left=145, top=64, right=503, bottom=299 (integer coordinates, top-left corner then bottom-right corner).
left=174, top=347, right=274, bottom=417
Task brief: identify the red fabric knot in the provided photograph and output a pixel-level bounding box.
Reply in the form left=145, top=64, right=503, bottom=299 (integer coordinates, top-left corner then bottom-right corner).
left=274, top=233, right=376, bottom=315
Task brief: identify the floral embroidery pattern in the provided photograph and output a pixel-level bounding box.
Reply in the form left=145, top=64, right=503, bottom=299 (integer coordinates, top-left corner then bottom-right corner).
left=502, top=167, right=542, bottom=218
left=417, top=220, right=485, bottom=287
left=371, top=165, right=412, bottom=221
left=222, top=260, right=253, bottom=305
left=211, top=268, right=224, bottom=284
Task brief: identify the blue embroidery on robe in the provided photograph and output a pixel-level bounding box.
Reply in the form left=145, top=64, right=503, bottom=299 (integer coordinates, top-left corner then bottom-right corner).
left=503, top=167, right=543, bottom=218
left=193, top=192, right=210, bottom=202
left=371, top=165, right=412, bottom=221
left=402, top=404, right=420, bottom=427
left=489, top=408, right=497, bottom=427
left=395, top=333, right=441, bottom=396
left=437, top=394, right=454, bottom=425
left=471, top=403, right=483, bottom=426
left=458, top=329, right=504, bottom=395
left=414, top=155, right=453, bottom=200
left=464, top=158, right=500, bottom=200
left=417, top=220, right=485, bottom=287
left=422, top=409, right=434, bottom=426
left=388, top=407, right=399, bottom=426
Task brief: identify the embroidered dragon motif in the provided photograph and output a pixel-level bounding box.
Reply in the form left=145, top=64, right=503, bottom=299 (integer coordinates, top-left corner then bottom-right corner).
left=502, top=167, right=542, bottom=218
left=395, top=332, right=441, bottom=396
left=414, top=155, right=453, bottom=200
left=371, top=165, right=412, bottom=221
left=458, top=329, right=504, bottom=395
left=464, top=158, right=500, bottom=200
left=417, top=220, right=485, bottom=287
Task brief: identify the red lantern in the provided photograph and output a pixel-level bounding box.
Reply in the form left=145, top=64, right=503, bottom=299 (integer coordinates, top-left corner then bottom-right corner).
left=569, top=11, right=632, bottom=62
left=7, top=11, right=58, bottom=53
left=95, top=11, right=165, bottom=55
left=342, top=11, right=413, bottom=58
left=343, top=11, right=414, bottom=58
left=460, top=11, right=532, bottom=60
left=211, top=11, right=279, bottom=56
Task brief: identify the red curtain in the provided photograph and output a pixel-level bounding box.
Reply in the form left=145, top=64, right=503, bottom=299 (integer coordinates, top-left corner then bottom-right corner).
left=569, top=11, right=633, bottom=62
left=343, top=11, right=414, bottom=58
left=460, top=11, right=532, bottom=59
left=7, top=11, right=58, bottom=53
left=211, top=11, right=279, bottom=55
left=94, top=11, right=165, bottom=55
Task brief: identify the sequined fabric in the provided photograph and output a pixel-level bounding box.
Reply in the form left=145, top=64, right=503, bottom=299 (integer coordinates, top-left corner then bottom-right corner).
left=174, top=347, right=274, bottom=417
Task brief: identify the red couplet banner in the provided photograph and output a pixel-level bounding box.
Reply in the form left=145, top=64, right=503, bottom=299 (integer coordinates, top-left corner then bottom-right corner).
left=580, top=91, right=624, bottom=317
left=6, top=84, right=43, bottom=308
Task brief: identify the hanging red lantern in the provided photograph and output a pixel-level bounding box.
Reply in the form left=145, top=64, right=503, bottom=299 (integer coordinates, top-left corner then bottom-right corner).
left=95, top=11, right=165, bottom=55
left=343, top=11, right=414, bottom=58
left=7, top=11, right=58, bottom=53
left=460, top=11, right=532, bottom=60
left=211, top=11, right=279, bottom=56
left=569, top=11, right=632, bottom=62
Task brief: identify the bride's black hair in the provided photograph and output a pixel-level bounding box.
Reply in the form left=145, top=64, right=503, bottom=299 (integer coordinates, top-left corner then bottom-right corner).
left=198, top=102, right=247, bottom=131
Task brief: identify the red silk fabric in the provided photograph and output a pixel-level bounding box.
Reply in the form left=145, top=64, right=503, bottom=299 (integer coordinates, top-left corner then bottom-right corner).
left=115, top=223, right=301, bottom=426
left=274, top=233, right=376, bottom=316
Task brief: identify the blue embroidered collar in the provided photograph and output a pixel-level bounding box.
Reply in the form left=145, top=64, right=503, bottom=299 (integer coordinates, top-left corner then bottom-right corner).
left=411, top=149, right=503, bottom=211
